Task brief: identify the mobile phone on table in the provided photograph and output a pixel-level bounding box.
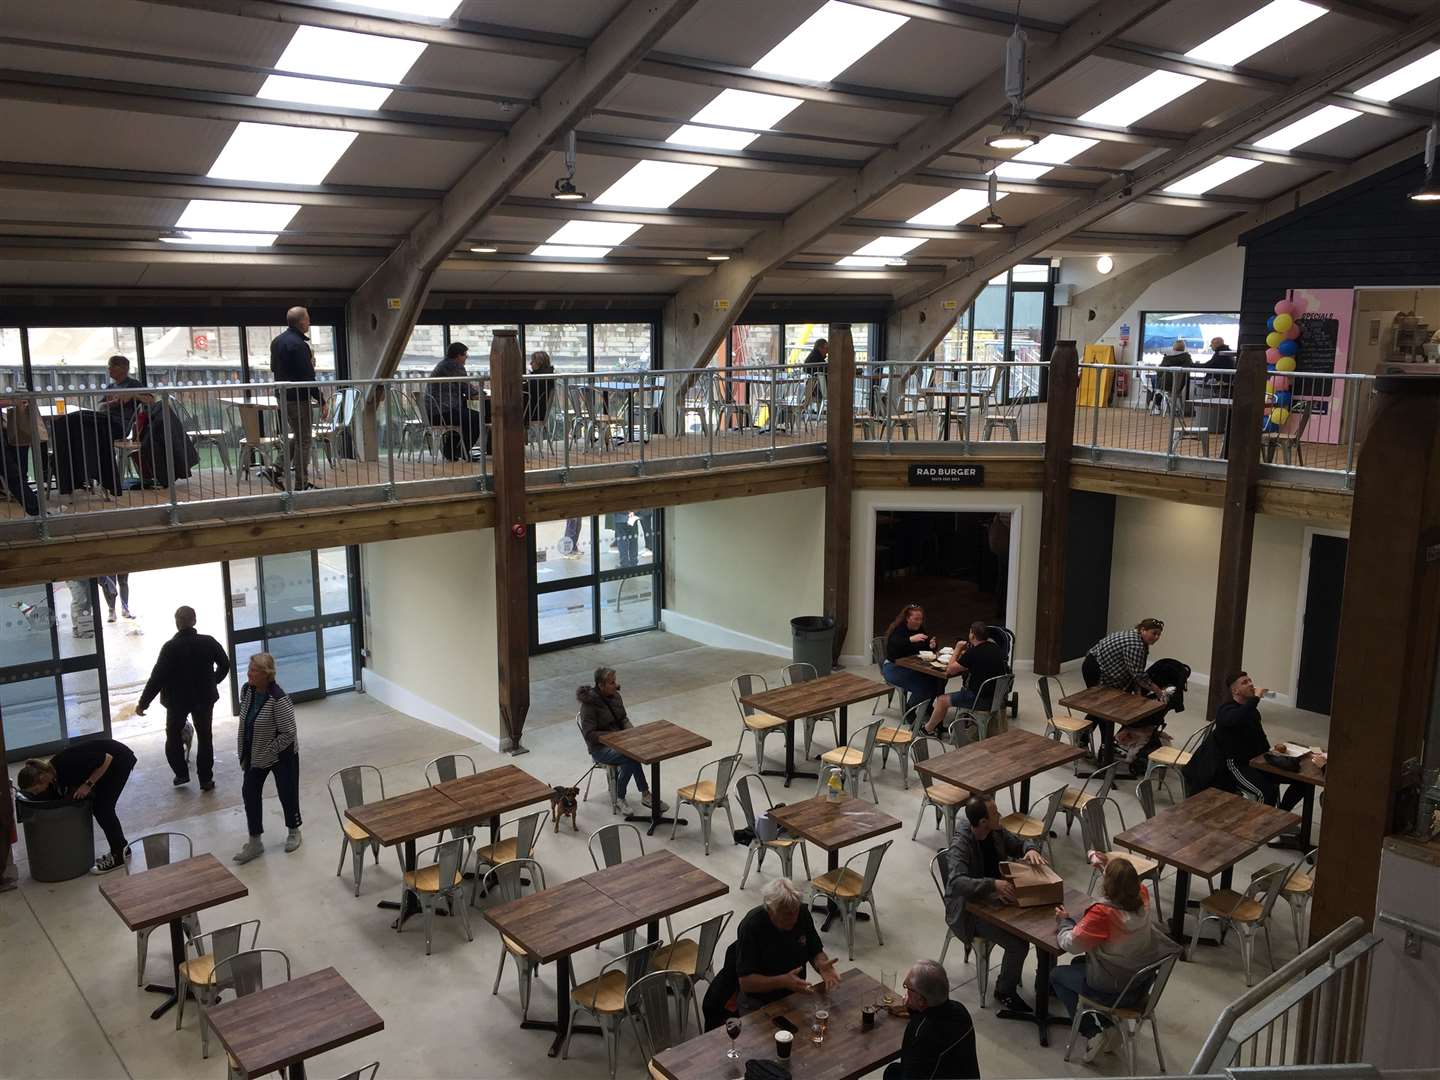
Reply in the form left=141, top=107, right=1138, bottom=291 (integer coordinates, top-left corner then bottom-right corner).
left=773, top=1016, right=798, bottom=1034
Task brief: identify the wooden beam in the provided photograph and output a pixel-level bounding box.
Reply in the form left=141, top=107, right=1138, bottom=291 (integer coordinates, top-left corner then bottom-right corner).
left=825, top=325, right=855, bottom=668
left=1206, top=348, right=1267, bottom=719
left=490, top=329, right=530, bottom=753
left=1312, top=373, right=1440, bottom=938
left=526, top=461, right=826, bottom=519
left=1034, top=341, right=1079, bottom=676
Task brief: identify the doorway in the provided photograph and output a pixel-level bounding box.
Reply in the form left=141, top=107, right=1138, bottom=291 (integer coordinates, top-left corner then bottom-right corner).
left=1295, top=532, right=1347, bottom=714
left=529, top=511, right=662, bottom=651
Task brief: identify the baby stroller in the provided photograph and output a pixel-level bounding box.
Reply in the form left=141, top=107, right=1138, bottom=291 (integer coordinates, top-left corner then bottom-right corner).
left=985, top=624, right=1021, bottom=721
left=1114, top=657, right=1191, bottom=776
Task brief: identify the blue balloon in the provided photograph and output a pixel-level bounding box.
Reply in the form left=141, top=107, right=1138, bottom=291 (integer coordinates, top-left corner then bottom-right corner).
left=1274, top=389, right=1292, bottom=407
left=1277, top=339, right=1298, bottom=357
left=1266, top=315, right=1276, bottom=331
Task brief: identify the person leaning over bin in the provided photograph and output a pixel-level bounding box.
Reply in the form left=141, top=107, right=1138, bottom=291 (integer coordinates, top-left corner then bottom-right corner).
left=17, top=737, right=138, bottom=874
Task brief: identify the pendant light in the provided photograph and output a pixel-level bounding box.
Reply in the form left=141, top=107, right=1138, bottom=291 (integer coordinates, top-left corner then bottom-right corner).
left=552, top=130, right=586, bottom=201
left=1410, top=86, right=1440, bottom=202
left=979, top=171, right=1006, bottom=230
left=986, top=7, right=1037, bottom=151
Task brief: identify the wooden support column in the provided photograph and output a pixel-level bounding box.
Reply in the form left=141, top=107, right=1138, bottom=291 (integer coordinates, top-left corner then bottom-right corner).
left=0, top=699, right=15, bottom=889
left=823, top=324, right=854, bottom=668
left=1312, top=373, right=1440, bottom=938
left=490, top=329, right=531, bottom=753
left=1034, top=340, right=1079, bottom=676
left=1205, top=348, right=1267, bottom=719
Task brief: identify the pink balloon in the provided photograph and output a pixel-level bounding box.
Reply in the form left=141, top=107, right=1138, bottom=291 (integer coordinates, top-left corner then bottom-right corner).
left=1271, top=375, right=1291, bottom=392
left=1274, top=299, right=1296, bottom=317
left=1285, top=323, right=1301, bottom=340
left=1265, top=347, right=1282, bottom=365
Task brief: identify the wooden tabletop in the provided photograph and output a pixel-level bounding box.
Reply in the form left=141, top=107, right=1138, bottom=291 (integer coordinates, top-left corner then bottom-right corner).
left=585, top=850, right=729, bottom=924
left=895, top=655, right=951, bottom=681
left=1115, top=788, right=1300, bottom=878
left=598, top=720, right=711, bottom=765
left=769, top=794, right=901, bottom=853
left=1057, top=686, right=1167, bottom=726
left=652, top=969, right=902, bottom=1080
left=966, top=886, right=1098, bottom=955
left=204, top=967, right=383, bottom=1079
left=344, top=787, right=471, bottom=847
left=99, top=853, right=248, bottom=932
left=913, top=729, right=1086, bottom=797
left=433, top=764, right=553, bottom=820
left=1248, top=750, right=1327, bottom=787
left=740, top=673, right=894, bottom=721
left=484, top=879, right=639, bottom=964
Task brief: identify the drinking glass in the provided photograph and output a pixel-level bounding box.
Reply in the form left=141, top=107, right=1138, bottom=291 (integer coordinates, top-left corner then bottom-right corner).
left=810, top=1008, right=829, bottom=1045
left=724, top=1018, right=741, bottom=1060
left=879, top=969, right=896, bottom=1008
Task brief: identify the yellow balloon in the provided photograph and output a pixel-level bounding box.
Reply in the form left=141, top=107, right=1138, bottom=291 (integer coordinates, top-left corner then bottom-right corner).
left=1276, top=356, right=1296, bottom=372
left=1266, top=331, right=1283, bottom=348
left=1265, top=379, right=1275, bottom=394
left=1273, top=313, right=1294, bottom=333
left=1269, top=407, right=1291, bottom=426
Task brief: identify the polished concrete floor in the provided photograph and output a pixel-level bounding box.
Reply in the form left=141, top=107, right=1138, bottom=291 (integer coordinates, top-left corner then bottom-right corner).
left=3, top=632, right=1329, bottom=1080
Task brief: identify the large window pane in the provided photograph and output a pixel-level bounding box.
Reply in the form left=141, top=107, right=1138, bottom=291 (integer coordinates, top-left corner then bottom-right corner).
left=323, top=625, right=354, bottom=692
left=537, top=586, right=593, bottom=645
left=935, top=312, right=970, bottom=365
left=141, top=326, right=244, bottom=384
left=597, top=509, right=656, bottom=573
left=525, top=324, right=587, bottom=374
left=600, top=575, right=657, bottom=637
left=244, top=325, right=337, bottom=381
left=2, top=328, right=24, bottom=392
left=318, top=547, right=353, bottom=616
left=784, top=323, right=827, bottom=368
left=536, top=517, right=592, bottom=584
left=1140, top=312, right=1240, bottom=366
left=228, top=558, right=261, bottom=632
left=261, top=552, right=316, bottom=624
left=730, top=325, right=778, bottom=368
left=972, top=284, right=1006, bottom=367
left=57, top=580, right=98, bottom=659
left=1, top=676, right=61, bottom=752
left=1010, top=262, right=1051, bottom=283
left=62, top=669, right=105, bottom=738
left=448, top=325, right=517, bottom=375
left=27, top=327, right=138, bottom=393
left=266, top=630, right=320, bottom=695
left=853, top=323, right=874, bottom=369
left=1, top=584, right=54, bottom=666
left=593, top=323, right=651, bottom=372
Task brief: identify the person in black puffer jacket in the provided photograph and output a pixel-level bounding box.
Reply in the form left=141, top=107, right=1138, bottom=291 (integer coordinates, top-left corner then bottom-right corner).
left=576, top=666, right=664, bottom=815
left=885, top=960, right=979, bottom=1079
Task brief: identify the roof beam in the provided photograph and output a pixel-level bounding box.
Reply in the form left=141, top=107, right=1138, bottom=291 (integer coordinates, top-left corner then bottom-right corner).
left=346, top=0, right=703, bottom=382
left=572, top=133, right=857, bottom=178
left=1024, top=112, right=1187, bottom=149
left=662, top=0, right=1173, bottom=371
left=633, top=56, right=946, bottom=116
left=890, top=4, right=1440, bottom=363
left=495, top=197, right=781, bottom=231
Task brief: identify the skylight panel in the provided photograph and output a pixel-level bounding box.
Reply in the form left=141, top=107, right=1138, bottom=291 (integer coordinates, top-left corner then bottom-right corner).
left=162, top=231, right=280, bottom=246
left=853, top=236, right=924, bottom=258
left=1163, top=156, right=1262, bottom=195
left=258, top=76, right=391, bottom=111
left=906, top=190, right=990, bottom=227
left=347, top=1, right=462, bottom=17
left=1253, top=105, right=1359, bottom=150
left=668, top=125, right=761, bottom=151
left=1013, top=134, right=1099, bottom=166
left=531, top=244, right=611, bottom=258
left=545, top=221, right=640, bottom=247
left=1354, top=47, right=1440, bottom=103
left=1184, top=0, right=1326, bottom=66
left=593, top=160, right=716, bottom=208
left=175, top=200, right=301, bottom=232
left=259, top=26, right=425, bottom=111
left=836, top=255, right=894, bottom=267
left=207, top=123, right=357, bottom=185
left=691, top=89, right=801, bottom=133
left=1079, top=71, right=1201, bottom=128
left=752, top=1, right=907, bottom=82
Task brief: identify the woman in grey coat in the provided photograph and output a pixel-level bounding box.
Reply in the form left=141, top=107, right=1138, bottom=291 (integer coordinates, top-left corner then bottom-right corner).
left=233, top=652, right=302, bottom=864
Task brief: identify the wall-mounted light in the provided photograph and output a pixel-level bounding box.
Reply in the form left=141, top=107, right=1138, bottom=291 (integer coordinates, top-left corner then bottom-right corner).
left=1096, top=254, right=1114, bottom=274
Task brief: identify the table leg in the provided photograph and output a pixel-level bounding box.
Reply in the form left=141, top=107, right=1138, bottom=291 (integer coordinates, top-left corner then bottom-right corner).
left=622, top=762, right=684, bottom=835
left=144, top=917, right=186, bottom=1019
left=1019, top=778, right=1031, bottom=815
left=647, top=920, right=660, bottom=946
left=549, top=955, right=571, bottom=1057
left=288, top=1062, right=307, bottom=1080
left=942, top=397, right=952, bottom=441
left=1035, top=952, right=1052, bottom=1047
left=838, top=704, right=849, bottom=746
left=761, top=719, right=817, bottom=787
left=1270, top=788, right=1315, bottom=851
left=1170, top=870, right=1191, bottom=946
left=378, top=839, right=422, bottom=928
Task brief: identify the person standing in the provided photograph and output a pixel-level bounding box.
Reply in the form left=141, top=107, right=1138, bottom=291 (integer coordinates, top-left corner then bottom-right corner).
left=576, top=666, right=665, bottom=815
left=136, top=605, right=230, bottom=791
left=98, top=573, right=134, bottom=622
left=424, top=340, right=487, bottom=460
left=885, top=959, right=980, bottom=1079
left=1083, top=619, right=1168, bottom=698
left=17, top=737, right=138, bottom=873
left=270, top=307, right=325, bottom=490
left=233, top=652, right=302, bottom=864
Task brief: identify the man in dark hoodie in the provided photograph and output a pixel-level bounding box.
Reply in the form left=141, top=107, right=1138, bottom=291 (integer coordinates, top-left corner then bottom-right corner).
left=576, top=666, right=666, bottom=815
left=884, top=959, right=979, bottom=1079
left=1213, top=671, right=1305, bottom=810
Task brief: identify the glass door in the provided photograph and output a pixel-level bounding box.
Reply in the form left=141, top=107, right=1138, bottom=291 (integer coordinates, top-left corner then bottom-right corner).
left=1006, top=287, right=1050, bottom=400
left=530, top=510, right=662, bottom=651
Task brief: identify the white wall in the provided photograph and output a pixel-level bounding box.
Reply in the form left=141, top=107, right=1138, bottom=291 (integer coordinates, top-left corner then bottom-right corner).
left=360, top=529, right=505, bottom=748
left=663, top=489, right=826, bottom=655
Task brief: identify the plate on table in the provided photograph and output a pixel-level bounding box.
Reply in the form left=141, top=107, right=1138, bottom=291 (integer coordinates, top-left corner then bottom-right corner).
left=931, top=661, right=947, bottom=670
left=1272, top=743, right=1307, bottom=758
left=918, top=651, right=935, bottom=661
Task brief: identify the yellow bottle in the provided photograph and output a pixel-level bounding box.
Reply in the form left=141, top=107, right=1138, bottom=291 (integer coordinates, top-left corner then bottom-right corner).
left=826, top=769, right=843, bottom=802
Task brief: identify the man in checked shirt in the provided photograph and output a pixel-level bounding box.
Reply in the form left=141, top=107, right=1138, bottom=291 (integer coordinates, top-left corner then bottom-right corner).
left=1082, top=619, right=1170, bottom=763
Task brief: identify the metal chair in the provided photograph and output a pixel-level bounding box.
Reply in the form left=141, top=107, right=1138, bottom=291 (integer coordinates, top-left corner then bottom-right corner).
left=1165, top=389, right=1211, bottom=456
left=1062, top=953, right=1179, bottom=1073
left=127, top=832, right=199, bottom=986
left=734, top=773, right=811, bottom=889
left=869, top=636, right=898, bottom=715
left=626, top=969, right=702, bottom=1077
left=397, top=835, right=474, bottom=955
left=174, top=398, right=233, bottom=474
left=1143, top=723, right=1211, bottom=803
left=406, top=386, right=462, bottom=461
left=928, top=850, right=963, bottom=966
left=485, top=858, right=547, bottom=1021
left=1262, top=398, right=1314, bottom=465
left=1080, top=797, right=1165, bottom=925
left=951, top=674, right=1013, bottom=742
left=578, top=711, right=622, bottom=813
left=999, top=785, right=1068, bottom=864
left=1059, top=761, right=1122, bottom=836
left=876, top=701, right=922, bottom=789
left=424, top=752, right=478, bottom=841
left=327, top=765, right=385, bottom=897
left=312, top=385, right=358, bottom=469
left=809, top=839, right=892, bottom=960
left=731, top=673, right=787, bottom=771
left=1038, top=676, right=1093, bottom=761
left=589, top=823, right=668, bottom=948
left=1190, top=859, right=1301, bottom=985
left=816, top=718, right=884, bottom=802
left=780, top=662, right=839, bottom=759
left=236, top=402, right=286, bottom=478
left=652, top=910, right=732, bottom=990
left=473, top=809, right=546, bottom=880
left=1134, top=777, right=1160, bottom=820
left=562, top=940, right=660, bottom=1080
left=670, top=753, right=741, bottom=855
left=211, top=949, right=292, bottom=1080
left=333, top=1064, right=380, bottom=1080
left=910, top=735, right=968, bottom=844
left=1250, top=847, right=1317, bottom=950
left=174, top=919, right=261, bottom=1058
left=982, top=367, right=1023, bottom=440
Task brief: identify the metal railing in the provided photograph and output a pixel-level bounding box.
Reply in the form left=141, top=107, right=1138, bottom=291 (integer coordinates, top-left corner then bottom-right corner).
left=1032, top=1070, right=1431, bottom=1080
left=852, top=360, right=1048, bottom=449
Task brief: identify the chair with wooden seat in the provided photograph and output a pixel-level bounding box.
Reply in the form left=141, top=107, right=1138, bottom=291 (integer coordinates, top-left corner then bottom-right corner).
left=1080, top=796, right=1165, bottom=925
left=816, top=718, right=884, bottom=803
left=1038, top=676, right=1093, bottom=762
left=1190, top=858, right=1301, bottom=985
left=928, top=850, right=964, bottom=967
left=397, top=835, right=474, bottom=955
left=734, top=773, right=811, bottom=889
left=485, top=858, right=547, bottom=1021
left=127, top=832, right=201, bottom=985
left=628, top=969, right=702, bottom=1080
left=670, top=753, right=741, bottom=855
left=1261, top=398, right=1314, bottom=465
left=910, top=735, right=969, bottom=844
left=174, top=919, right=261, bottom=1058
left=999, top=785, right=1068, bottom=864
left=869, top=636, right=898, bottom=716
left=473, top=809, right=546, bottom=879
left=876, top=702, right=923, bottom=789
left=1058, top=761, right=1122, bottom=837
left=577, top=711, right=622, bottom=813
left=1135, top=777, right=1160, bottom=820
left=589, top=823, right=670, bottom=948
left=1251, top=847, right=1317, bottom=949
left=327, top=766, right=386, bottom=898
left=563, top=939, right=661, bottom=1080
left=1062, top=953, right=1179, bottom=1074
left=1165, top=389, right=1211, bottom=456
left=731, top=673, right=787, bottom=771
left=810, top=839, right=892, bottom=960
left=653, top=910, right=732, bottom=991
left=780, top=662, right=839, bottom=760
left=236, top=401, right=286, bottom=480
left=424, top=753, right=478, bottom=841
left=1143, top=723, right=1211, bottom=803
left=949, top=674, right=1014, bottom=743
left=210, top=949, right=291, bottom=1080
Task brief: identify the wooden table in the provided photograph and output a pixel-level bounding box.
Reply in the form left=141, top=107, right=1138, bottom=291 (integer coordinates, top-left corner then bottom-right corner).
left=967, top=885, right=1097, bottom=1046
left=740, top=673, right=894, bottom=786
left=1115, top=788, right=1300, bottom=943
left=1058, top=686, right=1168, bottom=768
left=913, top=728, right=1086, bottom=812
left=599, top=720, right=712, bottom=835
left=769, top=794, right=900, bottom=930
left=99, top=853, right=248, bottom=1019
left=204, top=967, right=382, bottom=1080
left=652, top=969, right=902, bottom=1080
left=484, top=851, right=727, bottom=1057
left=432, top=764, right=552, bottom=839
left=1249, top=750, right=1326, bottom=850
left=894, top=654, right=952, bottom=682
left=345, top=786, right=475, bottom=926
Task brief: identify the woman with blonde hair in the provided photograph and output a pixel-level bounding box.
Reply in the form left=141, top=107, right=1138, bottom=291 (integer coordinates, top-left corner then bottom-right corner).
left=233, top=652, right=301, bottom=864
left=524, top=349, right=556, bottom=425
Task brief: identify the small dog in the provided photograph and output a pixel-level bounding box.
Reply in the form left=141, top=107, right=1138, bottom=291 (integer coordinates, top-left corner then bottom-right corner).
left=550, top=784, right=580, bottom=832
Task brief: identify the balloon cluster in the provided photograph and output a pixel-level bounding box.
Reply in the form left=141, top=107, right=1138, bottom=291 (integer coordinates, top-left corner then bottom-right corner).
left=1262, top=296, right=1306, bottom=431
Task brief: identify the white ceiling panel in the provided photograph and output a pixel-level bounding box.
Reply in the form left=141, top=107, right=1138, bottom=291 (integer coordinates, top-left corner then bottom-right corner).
left=324, top=134, right=491, bottom=188
left=452, top=0, right=630, bottom=38
left=0, top=101, right=235, bottom=174
left=656, top=0, right=826, bottom=68
left=674, top=168, right=834, bottom=213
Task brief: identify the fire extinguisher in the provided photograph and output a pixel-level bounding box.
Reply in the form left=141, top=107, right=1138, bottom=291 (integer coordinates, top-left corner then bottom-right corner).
left=1114, top=368, right=1128, bottom=397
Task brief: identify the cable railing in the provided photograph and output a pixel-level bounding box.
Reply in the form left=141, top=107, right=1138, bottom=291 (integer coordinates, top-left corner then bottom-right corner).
left=852, top=361, right=1049, bottom=448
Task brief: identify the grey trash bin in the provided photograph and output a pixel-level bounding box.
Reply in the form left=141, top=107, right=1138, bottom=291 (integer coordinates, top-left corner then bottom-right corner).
left=791, top=615, right=837, bottom=676
left=15, top=794, right=95, bottom=882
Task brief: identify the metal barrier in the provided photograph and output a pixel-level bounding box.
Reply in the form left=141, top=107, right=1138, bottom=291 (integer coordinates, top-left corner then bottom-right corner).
left=852, top=361, right=1048, bottom=449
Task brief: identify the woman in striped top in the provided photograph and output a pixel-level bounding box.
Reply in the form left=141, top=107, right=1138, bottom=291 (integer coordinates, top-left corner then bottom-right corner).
left=233, top=652, right=302, bottom=865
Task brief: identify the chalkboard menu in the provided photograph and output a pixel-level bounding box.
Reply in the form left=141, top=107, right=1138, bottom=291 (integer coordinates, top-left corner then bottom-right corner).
left=1296, top=314, right=1339, bottom=375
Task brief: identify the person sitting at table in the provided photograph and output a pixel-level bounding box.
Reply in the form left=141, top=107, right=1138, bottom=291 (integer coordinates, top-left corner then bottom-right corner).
left=522, top=349, right=555, bottom=428
left=17, top=737, right=138, bottom=874
left=1052, top=855, right=1181, bottom=1062
left=922, top=621, right=1009, bottom=736
left=576, top=666, right=666, bottom=815
left=50, top=354, right=151, bottom=497
left=1204, top=671, right=1305, bottom=810
left=942, top=797, right=1049, bottom=1015
left=1152, top=340, right=1192, bottom=413
left=882, top=603, right=939, bottom=718
left=425, top=340, right=487, bottom=461
left=1205, top=336, right=1236, bottom=369
left=885, top=959, right=980, bottom=1079
left=735, top=878, right=841, bottom=1014
left=233, top=652, right=302, bottom=865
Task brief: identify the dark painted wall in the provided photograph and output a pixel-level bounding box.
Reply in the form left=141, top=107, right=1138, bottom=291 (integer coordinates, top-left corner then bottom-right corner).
left=1061, top=490, right=1115, bottom=662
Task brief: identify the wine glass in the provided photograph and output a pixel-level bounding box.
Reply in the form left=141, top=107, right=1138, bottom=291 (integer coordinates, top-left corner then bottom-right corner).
left=724, top=1018, right=742, bottom=1060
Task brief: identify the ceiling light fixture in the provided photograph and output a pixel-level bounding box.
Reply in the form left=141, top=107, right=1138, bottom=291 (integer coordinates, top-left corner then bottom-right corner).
left=1410, top=89, right=1440, bottom=202
left=552, top=130, right=586, bottom=201
left=1096, top=254, right=1114, bottom=274
left=979, top=171, right=1006, bottom=229
left=706, top=253, right=731, bottom=261
left=470, top=244, right=497, bottom=253
left=987, top=17, right=1037, bottom=150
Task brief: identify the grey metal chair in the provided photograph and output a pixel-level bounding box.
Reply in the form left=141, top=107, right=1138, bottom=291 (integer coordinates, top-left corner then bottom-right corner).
left=869, top=636, right=898, bottom=715
left=1062, top=953, right=1179, bottom=1073
left=211, top=949, right=291, bottom=1080
left=424, top=753, right=478, bottom=841
left=473, top=809, right=546, bottom=878
left=982, top=367, right=1023, bottom=440
left=398, top=835, right=474, bottom=955
left=1038, top=675, right=1094, bottom=761
left=910, top=735, right=968, bottom=844
left=780, top=662, right=839, bottom=759
left=1261, top=398, right=1313, bottom=464
left=578, top=711, right=622, bottom=813
left=1143, top=723, right=1212, bottom=803
left=951, top=673, right=1014, bottom=742
left=327, top=765, right=385, bottom=897
left=1080, top=797, right=1165, bottom=925
left=732, top=673, right=787, bottom=771
left=998, top=784, right=1068, bottom=865
left=670, top=753, right=742, bottom=855
left=876, top=701, right=923, bottom=789
left=734, top=772, right=811, bottom=889
left=626, top=969, right=702, bottom=1076
left=485, top=858, right=547, bottom=1020
left=816, top=717, right=884, bottom=802
left=562, top=940, right=660, bottom=1080
left=333, top=1064, right=380, bottom=1080
left=175, top=919, right=261, bottom=1058
left=810, top=839, right=892, bottom=960
left=1135, top=777, right=1160, bottom=820
left=589, top=823, right=669, bottom=948
left=1191, top=858, right=1301, bottom=985
left=1059, top=761, right=1122, bottom=836
left=128, top=832, right=199, bottom=986
left=652, top=910, right=732, bottom=991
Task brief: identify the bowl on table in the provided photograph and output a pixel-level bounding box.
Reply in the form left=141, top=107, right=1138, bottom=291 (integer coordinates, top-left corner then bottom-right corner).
left=918, top=651, right=935, bottom=661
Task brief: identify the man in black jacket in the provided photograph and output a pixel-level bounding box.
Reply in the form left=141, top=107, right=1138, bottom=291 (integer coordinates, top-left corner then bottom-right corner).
left=270, top=307, right=325, bottom=490
left=1211, top=671, right=1304, bottom=809
left=136, top=605, right=230, bottom=790
left=884, top=959, right=979, bottom=1079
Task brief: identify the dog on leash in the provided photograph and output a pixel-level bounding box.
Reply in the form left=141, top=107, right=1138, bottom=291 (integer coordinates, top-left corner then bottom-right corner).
left=550, top=783, right=580, bottom=832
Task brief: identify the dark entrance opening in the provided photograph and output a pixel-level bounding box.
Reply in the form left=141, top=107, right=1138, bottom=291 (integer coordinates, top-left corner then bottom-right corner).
left=1296, top=533, right=1346, bottom=715
left=872, top=510, right=1010, bottom=646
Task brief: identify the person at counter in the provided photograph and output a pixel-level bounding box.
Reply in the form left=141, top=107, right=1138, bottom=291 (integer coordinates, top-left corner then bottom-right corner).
left=881, top=603, right=939, bottom=717
left=922, top=622, right=1008, bottom=736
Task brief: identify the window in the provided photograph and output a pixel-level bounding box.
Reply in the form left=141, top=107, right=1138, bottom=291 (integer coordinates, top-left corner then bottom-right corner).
left=245, top=325, right=338, bottom=381
left=784, top=323, right=827, bottom=367
left=26, top=327, right=138, bottom=392
left=141, top=326, right=244, bottom=385
left=524, top=324, right=588, bottom=374
left=592, top=323, right=651, bottom=372
left=1138, top=312, right=1239, bottom=366
left=0, top=328, right=21, bottom=392
left=448, top=325, right=518, bottom=375
left=530, top=509, right=661, bottom=650
left=730, top=325, right=779, bottom=367
left=397, top=325, right=445, bottom=374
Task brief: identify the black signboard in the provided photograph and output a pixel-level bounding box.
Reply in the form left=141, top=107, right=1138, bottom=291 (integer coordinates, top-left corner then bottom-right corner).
left=908, top=463, right=984, bottom=486
left=1295, top=313, right=1339, bottom=375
